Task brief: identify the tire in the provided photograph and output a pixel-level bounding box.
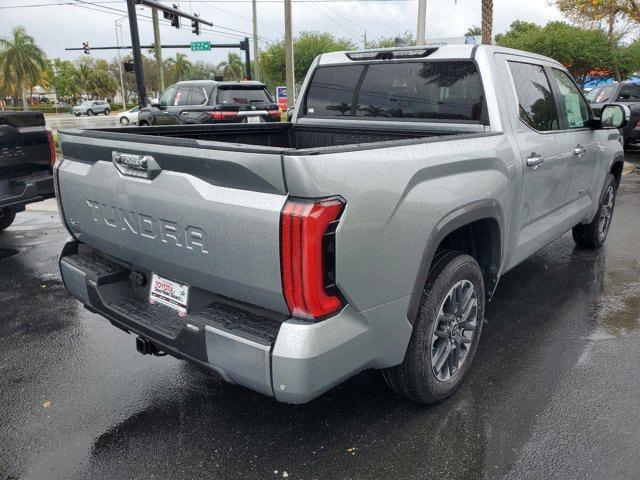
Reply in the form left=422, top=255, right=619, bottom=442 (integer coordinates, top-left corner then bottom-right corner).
left=74, top=112, right=81, bottom=117
left=86, top=109, right=93, bottom=116
left=572, top=174, right=617, bottom=248
left=0, top=208, right=16, bottom=232
left=104, top=109, right=110, bottom=116
left=119, top=117, right=130, bottom=125
left=138, top=120, right=148, bottom=126
left=382, top=250, right=485, bottom=404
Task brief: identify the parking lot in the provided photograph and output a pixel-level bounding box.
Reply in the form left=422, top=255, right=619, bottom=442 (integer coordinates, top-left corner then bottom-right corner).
left=1, top=162, right=639, bottom=480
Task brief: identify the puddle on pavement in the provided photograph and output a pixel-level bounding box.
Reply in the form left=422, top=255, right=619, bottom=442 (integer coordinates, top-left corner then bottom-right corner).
left=593, top=267, right=640, bottom=335
left=0, top=248, right=19, bottom=260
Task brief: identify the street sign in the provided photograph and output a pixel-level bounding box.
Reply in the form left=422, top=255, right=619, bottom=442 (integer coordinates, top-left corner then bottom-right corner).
left=191, top=41, right=211, bottom=52
left=276, top=86, right=288, bottom=110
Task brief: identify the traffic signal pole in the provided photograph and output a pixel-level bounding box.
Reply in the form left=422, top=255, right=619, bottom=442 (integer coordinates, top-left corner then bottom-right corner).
left=126, top=0, right=147, bottom=107
left=152, top=7, right=165, bottom=92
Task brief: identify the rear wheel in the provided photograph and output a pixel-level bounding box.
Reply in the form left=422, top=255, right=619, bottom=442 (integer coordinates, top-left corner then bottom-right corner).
left=382, top=250, right=485, bottom=404
left=0, top=208, right=16, bottom=232
left=104, top=108, right=110, bottom=116
left=86, top=109, right=93, bottom=116
left=119, top=116, right=130, bottom=125
left=572, top=174, right=617, bottom=248
left=138, top=120, right=148, bottom=126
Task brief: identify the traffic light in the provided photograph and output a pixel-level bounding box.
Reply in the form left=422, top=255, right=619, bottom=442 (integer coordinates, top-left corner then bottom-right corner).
left=163, top=4, right=180, bottom=28
left=82, top=41, right=90, bottom=55
left=191, top=13, right=200, bottom=35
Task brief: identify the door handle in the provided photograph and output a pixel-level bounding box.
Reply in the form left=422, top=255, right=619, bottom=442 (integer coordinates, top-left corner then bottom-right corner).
left=573, top=145, right=586, bottom=157
left=526, top=154, right=544, bottom=167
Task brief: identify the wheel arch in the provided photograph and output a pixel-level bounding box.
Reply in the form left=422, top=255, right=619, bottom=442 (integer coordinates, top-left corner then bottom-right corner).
left=407, top=200, right=504, bottom=324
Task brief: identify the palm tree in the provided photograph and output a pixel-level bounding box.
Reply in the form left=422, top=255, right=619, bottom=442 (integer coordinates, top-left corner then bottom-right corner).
left=166, top=53, right=191, bottom=82
left=0, top=26, right=48, bottom=111
left=217, top=53, right=244, bottom=81
left=465, top=26, right=482, bottom=36
left=77, top=62, right=92, bottom=99
left=481, top=0, right=493, bottom=44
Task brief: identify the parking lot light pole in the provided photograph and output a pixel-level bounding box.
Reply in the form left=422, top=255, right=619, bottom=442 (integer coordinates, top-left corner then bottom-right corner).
left=115, top=15, right=127, bottom=108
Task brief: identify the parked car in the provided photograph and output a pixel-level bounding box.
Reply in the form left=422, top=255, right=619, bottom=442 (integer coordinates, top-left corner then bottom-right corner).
left=586, top=82, right=640, bottom=149
left=0, top=112, right=56, bottom=232
left=117, top=106, right=140, bottom=125
left=137, top=80, right=281, bottom=126
left=56, top=45, right=626, bottom=404
left=72, top=100, right=111, bottom=117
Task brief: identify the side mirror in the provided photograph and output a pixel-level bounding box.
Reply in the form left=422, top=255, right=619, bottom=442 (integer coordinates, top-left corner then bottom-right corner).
left=599, top=103, right=629, bottom=129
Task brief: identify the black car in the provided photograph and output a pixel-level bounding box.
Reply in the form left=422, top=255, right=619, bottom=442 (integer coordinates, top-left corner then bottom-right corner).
left=0, top=112, right=55, bottom=231
left=586, top=82, right=640, bottom=149
left=137, top=80, right=281, bottom=126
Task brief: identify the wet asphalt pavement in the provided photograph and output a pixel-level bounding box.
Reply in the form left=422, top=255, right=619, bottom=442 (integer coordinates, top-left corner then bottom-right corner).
left=1, top=171, right=640, bottom=480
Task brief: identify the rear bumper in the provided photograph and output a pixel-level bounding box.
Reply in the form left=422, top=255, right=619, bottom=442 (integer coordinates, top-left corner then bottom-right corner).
left=0, top=170, right=54, bottom=210
left=59, top=241, right=412, bottom=403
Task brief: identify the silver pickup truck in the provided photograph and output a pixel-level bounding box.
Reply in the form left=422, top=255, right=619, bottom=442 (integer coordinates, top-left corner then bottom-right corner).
left=56, top=45, right=627, bottom=404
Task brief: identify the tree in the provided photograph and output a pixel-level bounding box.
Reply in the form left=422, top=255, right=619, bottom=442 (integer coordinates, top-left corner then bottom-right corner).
left=481, top=0, right=493, bottom=44
left=165, top=53, right=191, bottom=82
left=367, top=32, right=416, bottom=49
left=48, top=59, right=81, bottom=102
left=216, top=53, right=245, bottom=80
left=495, top=21, right=618, bottom=87
left=465, top=26, right=482, bottom=36
left=260, top=31, right=354, bottom=92
left=0, top=26, right=48, bottom=111
left=553, top=0, right=640, bottom=80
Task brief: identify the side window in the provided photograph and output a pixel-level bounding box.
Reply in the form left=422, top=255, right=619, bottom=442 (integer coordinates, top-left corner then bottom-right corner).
left=617, top=85, right=640, bottom=101
left=189, top=87, right=207, bottom=105
left=596, top=85, right=615, bottom=103
left=508, top=61, right=559, bottom=132
left=174, top=87, right=191, bottom=106
left=551, top=69, right=590, bottom=129
left=158, top=86, right=176, bottom=107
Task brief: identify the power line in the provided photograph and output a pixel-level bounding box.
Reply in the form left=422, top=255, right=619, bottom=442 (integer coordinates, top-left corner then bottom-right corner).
left=0, top=0, right=415, bottom=8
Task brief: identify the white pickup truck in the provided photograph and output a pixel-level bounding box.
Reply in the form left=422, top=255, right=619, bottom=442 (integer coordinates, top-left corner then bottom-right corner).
left=56, top=45, right=627, bottom=404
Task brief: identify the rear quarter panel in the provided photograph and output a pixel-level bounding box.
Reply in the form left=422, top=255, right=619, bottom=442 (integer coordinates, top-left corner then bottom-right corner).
left=283, top=133, right=520, bottom=314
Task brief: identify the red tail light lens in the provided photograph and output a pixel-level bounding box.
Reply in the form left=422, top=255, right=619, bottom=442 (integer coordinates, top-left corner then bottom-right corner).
left=268, top=109, right=281, bottom=118
left=280, top=198, right=345, bottom=320
left=210, top=111, right=239, bottom=120
left=46, top=127, right=56, bottom=166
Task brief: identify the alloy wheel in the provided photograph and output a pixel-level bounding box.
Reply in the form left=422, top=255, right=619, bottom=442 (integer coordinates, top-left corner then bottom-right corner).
left=431, top=279, right=478, bottom=381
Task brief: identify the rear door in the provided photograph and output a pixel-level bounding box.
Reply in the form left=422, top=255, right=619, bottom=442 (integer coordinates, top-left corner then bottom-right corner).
left=57, top=131, right=289, bottom=313
left=499, top=56, right=576, bottom=265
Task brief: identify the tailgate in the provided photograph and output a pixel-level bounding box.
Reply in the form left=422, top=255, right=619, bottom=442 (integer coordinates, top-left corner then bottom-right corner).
left=57, top=130, right=289, bottom=314
left=0, top=112, right=50, bottom=177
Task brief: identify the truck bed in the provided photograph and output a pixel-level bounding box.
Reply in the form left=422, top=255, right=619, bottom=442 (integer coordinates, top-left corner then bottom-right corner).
left=63, top=122, right=474, bottom=154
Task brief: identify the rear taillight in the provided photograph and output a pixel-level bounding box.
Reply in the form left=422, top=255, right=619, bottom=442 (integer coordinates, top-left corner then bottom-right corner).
left=46, top=127, right=56, bottom=166
left=268, top=109, right=281, bottom=118
left=210, top=110, right=239, bottom=120
left=280, top=197, right=345, bottom=320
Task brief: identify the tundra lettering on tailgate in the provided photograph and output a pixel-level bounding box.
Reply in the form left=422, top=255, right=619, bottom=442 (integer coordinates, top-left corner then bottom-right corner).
left=85, top=199, right=208, bottom=254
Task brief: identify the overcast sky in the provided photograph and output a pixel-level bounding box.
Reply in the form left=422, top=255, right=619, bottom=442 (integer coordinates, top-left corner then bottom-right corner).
left=1, top=0, right=565, bottom=65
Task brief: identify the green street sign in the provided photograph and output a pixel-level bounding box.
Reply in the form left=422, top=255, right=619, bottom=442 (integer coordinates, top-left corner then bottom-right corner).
left=191, top=41, right=211, bottom=52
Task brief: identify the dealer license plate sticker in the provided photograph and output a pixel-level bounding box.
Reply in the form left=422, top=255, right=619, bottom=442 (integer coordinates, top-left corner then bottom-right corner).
left=149, top=273, right=189, bottom=317
left=247, top=116, right=261, bottom=123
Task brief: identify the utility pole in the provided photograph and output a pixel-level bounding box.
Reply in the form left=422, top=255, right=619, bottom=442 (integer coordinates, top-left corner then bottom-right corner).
left=126, top=0, right=147, bottom=107
left=251, top=0, right=260, bottom=81
left=363, top=29, right=367, bottom=49
left=284, top=0, right=294, bottom=107
left=152, top=7, right=165, bottom=93
left=115, top=18, right=127, bottom=107
left=416, top=0, right=426, bottom=45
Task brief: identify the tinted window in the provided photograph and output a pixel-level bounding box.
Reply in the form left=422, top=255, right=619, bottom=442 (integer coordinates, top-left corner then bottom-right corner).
left=174, top=87, right=190, bottom=106
left=159, top=86, right=176, bottom=107
left=508, top=61, right=559, bottom=132
left=304, top=61, right=485, bottom=122
left=217, top=88, right=271, bottom=105
left=552, top=69, right=590, bottom=128
left=189, top=87, right=207, bottom=105
left=617, top=84, right=640, bottom=101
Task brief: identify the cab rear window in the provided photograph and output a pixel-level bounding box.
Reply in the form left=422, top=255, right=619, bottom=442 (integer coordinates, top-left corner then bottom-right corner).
left=303, top=60, right=486, bottom=123
left=217, top=88, right=272, bottom=105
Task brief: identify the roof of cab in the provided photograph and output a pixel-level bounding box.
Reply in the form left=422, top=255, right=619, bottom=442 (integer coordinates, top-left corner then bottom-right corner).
left=175, top=79, right=266, bottom=87
left=316, top=44, right=563, bottom=68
